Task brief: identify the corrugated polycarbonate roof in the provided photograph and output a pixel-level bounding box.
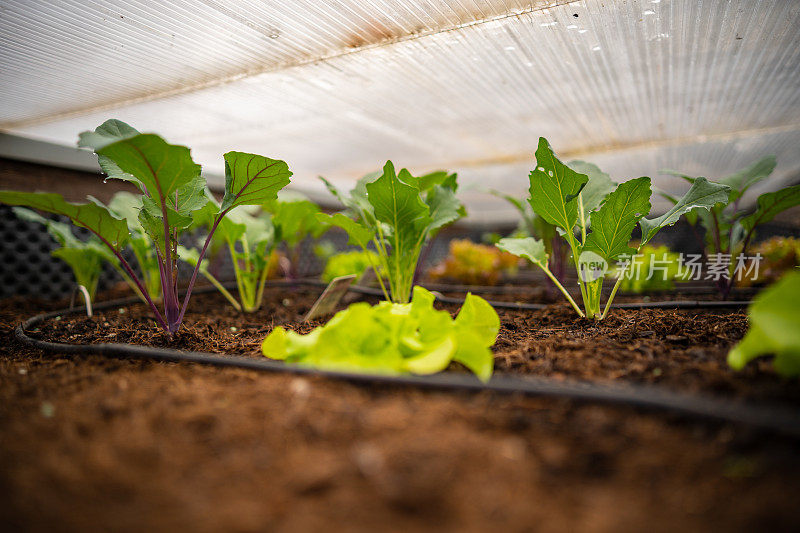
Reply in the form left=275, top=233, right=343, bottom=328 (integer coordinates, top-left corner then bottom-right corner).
left=1, top=0, right=799, bottom=224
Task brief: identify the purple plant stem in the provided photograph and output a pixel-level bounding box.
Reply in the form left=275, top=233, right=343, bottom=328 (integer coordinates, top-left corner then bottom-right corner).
left=105, top=242, right=169, bottom=331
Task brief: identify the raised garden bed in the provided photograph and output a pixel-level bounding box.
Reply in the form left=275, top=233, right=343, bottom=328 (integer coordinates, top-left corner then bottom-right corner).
left=2, top=284, right=799, bottom=531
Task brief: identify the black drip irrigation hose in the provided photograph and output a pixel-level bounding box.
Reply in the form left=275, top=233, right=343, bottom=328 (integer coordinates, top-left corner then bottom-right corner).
left=13, top=281, right=800, bottom=439
left=342, top=282, right=752, bottom=311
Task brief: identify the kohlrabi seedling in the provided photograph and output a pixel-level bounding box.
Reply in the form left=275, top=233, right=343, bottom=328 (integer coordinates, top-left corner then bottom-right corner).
left=318, top=162, right=464, bottom=303
left=661, top=156, right=800, bottom=298
left=0, top=119, right=291, bottom=334
left=496, top=137, right=730, bottom=320
left=183, top=198, right=278, bottom=313
left=265, top=194, right=330, bottom=278
left=11, top=207, right=114, bottom=308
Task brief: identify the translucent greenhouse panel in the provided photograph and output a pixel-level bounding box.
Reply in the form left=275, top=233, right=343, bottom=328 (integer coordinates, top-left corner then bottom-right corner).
left=2, top=0, right=799, bottom=224
left=0, top=0, right=559, bottom=125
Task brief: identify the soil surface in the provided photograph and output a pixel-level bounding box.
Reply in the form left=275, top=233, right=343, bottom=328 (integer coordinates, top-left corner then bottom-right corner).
left=2, top=286, right=799, bottom=532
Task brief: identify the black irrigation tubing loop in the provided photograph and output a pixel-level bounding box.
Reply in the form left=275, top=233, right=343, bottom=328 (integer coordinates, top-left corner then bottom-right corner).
left=13, top=281, right=800, bottom=439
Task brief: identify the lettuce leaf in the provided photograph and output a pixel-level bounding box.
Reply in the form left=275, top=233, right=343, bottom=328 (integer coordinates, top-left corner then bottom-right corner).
left=728, top=272, right=800, bottom=376
left=262, top=286, right=499, bottom=382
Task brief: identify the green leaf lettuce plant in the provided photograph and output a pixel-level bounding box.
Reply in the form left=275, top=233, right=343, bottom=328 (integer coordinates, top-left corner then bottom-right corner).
left=0, top=119, right=291, bottom=334
left=496, top=137, right=730, bottom=320
left=728, top=271, right=800, bottom=377
left=262, top=286, right=500, bottom=382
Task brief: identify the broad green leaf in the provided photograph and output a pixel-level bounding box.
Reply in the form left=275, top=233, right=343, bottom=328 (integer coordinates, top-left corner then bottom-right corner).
left=352, top=173, right=381, bottom=221
left=454, top=292, right=501, bottom=347
left=418, top=170, right=457, bottom=192
left=80, top=125, right=201, bottom=207
left=739, top=184, right=800, bottom=232
left=366, top=161, right=432, bottom=239
left=720, top=155, right=776, bottom=199
left=496, top=237, right=548, bottom=268
left=220, top=151, right=292, bottom=211
left=409, top=284, right=437, bottom=314
left=268, top=199, right=327, bottom=248
left=528, top=137, right=588, bottom=232
left=319, top=174, right=378, bottom=226
left=654, top=186, right=700, bottom=225
left=77, top=118, right=140, bottom=150
left=452, top=331, right=494, bottom=383
left=107, top=191, right=145, bottom=233
left=138, top=208, right=167, bottom=253
left=403, top=336, right=456, bottom=374
left=397, top=168, right=420, bottom=189
left=728, top=272, right=800, bottom=377
left=261, top=327, right=292, bottom=360
left=141, top=196, right=193, bottom=229
left=51, top=247, right=104, bottom=297
left=582, top=177, right=652, bottom=261
left=0, top=191, right=129, bottom=250
left=426, top=185, right=463, bottom=234
left=174, top=173, right=210, bottom=214
left=639, top=177, right=730, bottom=245
left=319, top=213, right=375, bottom=249
left=568, top=160, right=616, bottom=227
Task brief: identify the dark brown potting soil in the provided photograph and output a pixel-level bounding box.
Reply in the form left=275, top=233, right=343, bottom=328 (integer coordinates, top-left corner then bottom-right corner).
left=1, top=286, right=799, bottom=532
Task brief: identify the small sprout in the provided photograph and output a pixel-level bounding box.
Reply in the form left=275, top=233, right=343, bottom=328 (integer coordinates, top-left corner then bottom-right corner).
left=230, top=326, right=238, bottom=332
left=118, top=308, right=126, bottom=314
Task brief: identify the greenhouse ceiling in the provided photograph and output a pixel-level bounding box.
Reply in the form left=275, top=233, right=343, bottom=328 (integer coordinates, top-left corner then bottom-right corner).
left=1, top=0, right=799, bottom=224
